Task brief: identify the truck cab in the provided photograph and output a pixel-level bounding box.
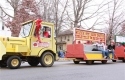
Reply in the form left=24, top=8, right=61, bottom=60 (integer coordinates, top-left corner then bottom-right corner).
left=0, top=19, right=58, bottom=69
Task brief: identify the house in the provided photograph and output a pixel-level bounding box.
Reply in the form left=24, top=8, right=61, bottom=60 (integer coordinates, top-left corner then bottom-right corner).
left=0, top=9, right=11, bottom=37
left=56, top=26, right=85, bottom=51
left=56, top=29, right=73, bottom=51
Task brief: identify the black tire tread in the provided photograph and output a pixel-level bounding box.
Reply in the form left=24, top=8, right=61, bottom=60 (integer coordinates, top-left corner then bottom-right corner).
left=7, top=56, right=21, bottom=69
left=40, top=52, right=54, bottom=67
left=86, top=60, right=94, bottom=65
left=73, top=61, right=80, bottom=64
left=0, top=61, right=7, bottom=67
left=112, top=60, right=116, bottom=62
left=101, top=60, right=107, bottom=64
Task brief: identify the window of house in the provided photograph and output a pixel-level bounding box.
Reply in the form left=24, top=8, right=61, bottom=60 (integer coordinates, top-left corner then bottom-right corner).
left=67, top=35, right=70, bottom=41
left=60, top=37, right=62, bottom=41
left=2, top=25, right=4, bottom=30
left=59, top=46, right=61, bottom=50
left=34, top=25, right=51, bottom=38
left=65, top=36, right=66, bottom=40
left=59, top=45, right=63, bottom=50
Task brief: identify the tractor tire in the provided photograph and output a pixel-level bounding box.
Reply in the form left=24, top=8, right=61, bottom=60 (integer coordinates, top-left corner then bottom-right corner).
left=28, top=57, right=39, bottom=66
left=101, top=60, right=107, bottom=64
left=0, top=61, right=7, bottom=68
left=73, top=61, right=80, bottom=64
left=7, top=56, right=21, bottom=69
left=86, top=60, right=94, bottom=65
left=40, top=52, right=54, bottom=67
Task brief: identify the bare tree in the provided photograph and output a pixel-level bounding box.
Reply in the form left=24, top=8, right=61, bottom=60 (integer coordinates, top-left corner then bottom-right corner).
left=118, top=22, right=125, bottom=36
left=39, top=0, right=69, bottom=36
left=67, top=0, right=108, bottom=28
left=0, top=0, right=20, bottom=18
left=103, top=0, right=125, bottom=42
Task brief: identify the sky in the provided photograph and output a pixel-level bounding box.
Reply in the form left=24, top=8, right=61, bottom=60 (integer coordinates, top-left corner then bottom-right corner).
left=0, top=0, right=12, bottom=31
left=0, top=0, right=13, bottom=17
left=59, top=0, right=108, bottom=30
left=0, top=0, right=125, bottom=31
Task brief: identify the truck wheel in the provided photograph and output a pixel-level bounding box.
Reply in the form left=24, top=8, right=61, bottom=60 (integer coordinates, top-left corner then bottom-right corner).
left=7, top=56, right=21, bottom=69
left=28, top=57, right=39, bottom=66
left=0, top=61, right=7, bottom=67
left=40, top=52, right=54, bottom=67
left=86, top=60, right=94, bottom=65
left=73, top=61, right=80, bottom=64
left=101, top=60, right=107, bottom=64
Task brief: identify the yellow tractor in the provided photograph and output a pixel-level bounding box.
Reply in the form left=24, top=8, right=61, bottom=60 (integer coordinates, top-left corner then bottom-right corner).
left=0, top=20, right=58, bottom=69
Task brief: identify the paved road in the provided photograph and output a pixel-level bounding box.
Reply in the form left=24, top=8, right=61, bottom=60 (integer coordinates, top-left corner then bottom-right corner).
left=0, top=60, right=125, bottom=80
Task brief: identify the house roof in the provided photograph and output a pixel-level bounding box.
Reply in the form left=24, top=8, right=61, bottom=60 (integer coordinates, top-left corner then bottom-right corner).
left=58, top=26, right=85, bottom=36
left=58, top=27, right=85, bottom=36
left=56, top=41, right=66, bottom=44
left=58, top=29, right=73, bottom=36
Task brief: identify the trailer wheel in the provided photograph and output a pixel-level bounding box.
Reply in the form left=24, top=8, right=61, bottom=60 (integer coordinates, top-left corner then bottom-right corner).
left=7, top=56, right=21, bottom=69
left=122, top=59, right=125, bottom=62
left=28, top=57, right=39, bottom=66
left=112, top=60, right=116, bottom=62
left=73, top=61, right=80, bottom=64
left=0, top=61, right=7, bottom=67
left=40, top=52, right=54, bottom=67
left=101, top=60, right=107, bottom=64
left=86, top=60, right=94, bottom=65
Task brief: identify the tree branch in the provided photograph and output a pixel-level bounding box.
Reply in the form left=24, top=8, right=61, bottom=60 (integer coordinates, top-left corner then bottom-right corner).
left=0, top=6, right=13, bottom=18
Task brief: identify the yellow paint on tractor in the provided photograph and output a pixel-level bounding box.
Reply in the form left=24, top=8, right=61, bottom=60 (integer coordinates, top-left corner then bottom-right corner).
left=85, top=53, right=112, bottom=60
left=0, top=41, right=6, bottom=60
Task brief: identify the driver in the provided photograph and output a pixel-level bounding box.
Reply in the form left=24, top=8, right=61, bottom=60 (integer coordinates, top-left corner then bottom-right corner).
left=43, top=27, right=50, bottom=38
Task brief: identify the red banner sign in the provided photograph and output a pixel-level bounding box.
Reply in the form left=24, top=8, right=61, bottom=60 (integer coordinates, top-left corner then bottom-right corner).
left=75, top=29, right=106, bottom=43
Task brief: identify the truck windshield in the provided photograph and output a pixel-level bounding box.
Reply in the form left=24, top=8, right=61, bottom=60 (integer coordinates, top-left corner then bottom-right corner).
left=19, top=21, right=33, bottom=37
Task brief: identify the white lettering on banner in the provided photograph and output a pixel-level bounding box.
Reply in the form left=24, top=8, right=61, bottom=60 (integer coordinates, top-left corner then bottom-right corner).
left=33, top=42, right=50, bottom=47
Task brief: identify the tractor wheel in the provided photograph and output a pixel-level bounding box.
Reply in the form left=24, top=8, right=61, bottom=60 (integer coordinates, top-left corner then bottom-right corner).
left=101, top=60, right=107, bottom=64
left=40, top=52, right=54, bottom=67
left=112, top=60, right=116, bottom=62
left=28, top=57, right=39, bottom=66
left=86, top=60, right=94, bottom=65
left=7, top=56, right=21, bottom=69
left=0, top=61, right=7, bottom=67
left=73, top=61, right=80, bottom=64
